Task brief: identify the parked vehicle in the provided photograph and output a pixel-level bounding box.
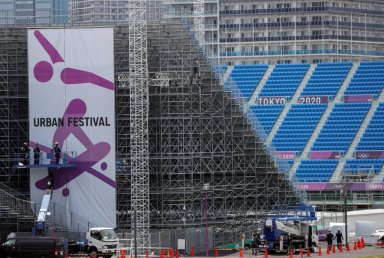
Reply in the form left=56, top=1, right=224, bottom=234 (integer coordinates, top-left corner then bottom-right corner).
left=0, top=236, right=65, bottom=258
left=263, top=204, right=318, bottom=254
left=67, top=227, right=118, bottom=258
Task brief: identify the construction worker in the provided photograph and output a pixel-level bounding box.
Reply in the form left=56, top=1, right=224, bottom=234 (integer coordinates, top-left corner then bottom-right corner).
left=52, top=142, right=61, bottom=164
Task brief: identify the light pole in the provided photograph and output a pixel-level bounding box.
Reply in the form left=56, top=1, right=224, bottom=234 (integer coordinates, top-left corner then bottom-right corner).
left=182, top=205, right=187, bottom=256
left=341, top=188, right=348, bottom=245
left=134, top=209, right=138, bottom=258
left=203, top=183, right=210, bottom=258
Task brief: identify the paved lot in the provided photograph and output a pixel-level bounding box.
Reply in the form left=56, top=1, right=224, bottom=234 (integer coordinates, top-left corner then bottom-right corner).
left=234, top=245, right=384, bottom=258
left=69, top=245, right=384, bottom=258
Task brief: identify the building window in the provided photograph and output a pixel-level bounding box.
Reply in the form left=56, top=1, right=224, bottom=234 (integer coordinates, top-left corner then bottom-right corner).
left=312, top=2, right=325, bottom=7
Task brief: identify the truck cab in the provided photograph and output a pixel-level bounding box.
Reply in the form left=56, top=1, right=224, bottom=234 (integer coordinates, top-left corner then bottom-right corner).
left=86, top=227, right=118, bottom=258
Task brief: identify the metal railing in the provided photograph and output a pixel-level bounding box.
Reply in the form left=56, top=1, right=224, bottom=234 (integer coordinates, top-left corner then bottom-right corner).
left=220, top=49, right=384, bottom=57
left=12, top=151, right=77, bottom=167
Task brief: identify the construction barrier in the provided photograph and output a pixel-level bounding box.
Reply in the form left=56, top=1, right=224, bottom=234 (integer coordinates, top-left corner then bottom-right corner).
left=239, top=248, right=244, bottom=258
left=190, top=246, right=195, bottom=257
left=288, top=249, right=293, bottom=258
left=263, top=248, right=268, bottom=258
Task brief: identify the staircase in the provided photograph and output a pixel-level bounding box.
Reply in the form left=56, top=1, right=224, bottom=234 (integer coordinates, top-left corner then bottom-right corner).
left=330, top=158, right=346, bottom=183
left=265, top=103, right=291, bottom=146
left=291, top=64, right=316, bottom=103
left=265, top=64, right=317, bottom=146
left=372, top=166, right=384, bottom=183
left=345, top=100, right=380, bottom=159
left=300, top=102, right=335, bottom=158
left=247, top=64, right=275, bottom=107
left=333, top=62, right=359, bottom=102
left=221, top=65, right=233, bottom=85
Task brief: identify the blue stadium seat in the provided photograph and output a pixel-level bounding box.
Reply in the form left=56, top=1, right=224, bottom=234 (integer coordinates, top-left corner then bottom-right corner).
left=356, top=103, right=384, bottom=150
left=258, top=63, right=309, bottom=99
left=226, top=64, right=268, bottom=100
left=301, top=62, right=352, bottom=98
left=248, top=104, right=284, bottom=135
left=311, top=103, right=371, bottom=152
left=271, top=104, right=327, bottom=152
left=295, top=160, right=338, bottom=182
left=344, top=61, right=384, bottom=98
left=344, top=159, right=384, bottom=174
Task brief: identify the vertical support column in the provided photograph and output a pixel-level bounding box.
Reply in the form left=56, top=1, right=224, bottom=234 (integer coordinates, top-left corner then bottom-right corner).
left=128, top=0, right=150, bottom=251
left=194, top=0, right=205, bottom=49
left=0, top=54, right=9, bottom=179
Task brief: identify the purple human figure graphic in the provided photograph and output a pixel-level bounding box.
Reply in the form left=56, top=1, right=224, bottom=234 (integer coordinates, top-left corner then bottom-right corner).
left=31, top=30, right=115, bottom=196
left=34, top=99, right=115, bottom=196
left=33, top=30, right=114, bottom=90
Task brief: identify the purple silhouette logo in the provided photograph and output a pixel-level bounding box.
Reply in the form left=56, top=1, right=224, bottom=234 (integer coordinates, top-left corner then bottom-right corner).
left=32, top=30, right=115, bottom=196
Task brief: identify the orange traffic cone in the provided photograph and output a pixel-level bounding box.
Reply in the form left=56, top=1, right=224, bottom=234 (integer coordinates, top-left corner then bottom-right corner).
left=339, top=243, right=343, bottom=252
left=361, top=238, right=365, bottom=248
left=326, top=245, right=330, bottom=255
left=264, top=248, right=268, bottom=258
left=160, top=250, right=163, bottom=258
left=93, top=254, right=97, bottom=258
left=357, top=239, right=361, bottom=249
left=214, top=248, right=219, bottom=257
left=353, top=242, right=357, bottom=251
left=176, top=250, right=180, bottom=258
left=289, top=249, right=294, bottom=258
left=346, top=243, right=350, bottom=252
left=332, top=245, right=336, bottom=253
left=190, top=247, right=195, bottom=257
left=146, top=251, right=149, bottom=258
left=307, top=247, right=311, bottom=257
left=300, top=248, right=304, bottom=258
left=317, top=246, right=322, bottom=256
left=239, top=248, right=244, bottom=258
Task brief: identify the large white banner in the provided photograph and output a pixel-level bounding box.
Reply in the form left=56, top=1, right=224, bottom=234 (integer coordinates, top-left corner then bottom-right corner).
left=28, top=28, right=116, bottom=229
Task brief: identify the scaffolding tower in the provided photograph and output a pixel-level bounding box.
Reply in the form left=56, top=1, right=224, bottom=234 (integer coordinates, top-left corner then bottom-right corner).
left=128, top=0, right=151, bottom=250
left=0, top=23, right=300, bottom=246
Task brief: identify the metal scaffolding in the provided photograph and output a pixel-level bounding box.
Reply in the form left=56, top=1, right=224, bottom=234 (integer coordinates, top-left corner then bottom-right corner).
left=128, top=0, right=151, bottom=250
left=193, top=0, right=205, bottom=48
left=0, top=23, right=300, bottom=246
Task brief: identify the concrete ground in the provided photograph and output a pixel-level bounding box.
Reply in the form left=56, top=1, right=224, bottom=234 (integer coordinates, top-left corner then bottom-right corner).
left=70, top=245, right=384, bottom=258
left=229, top=245, right=384, bottom=258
